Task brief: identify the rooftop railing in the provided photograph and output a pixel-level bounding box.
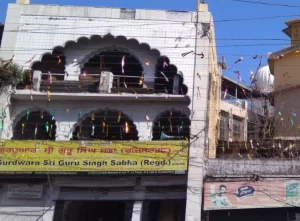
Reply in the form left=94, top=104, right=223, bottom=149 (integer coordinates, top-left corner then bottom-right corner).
left=221, top=91, right=246, bottom=109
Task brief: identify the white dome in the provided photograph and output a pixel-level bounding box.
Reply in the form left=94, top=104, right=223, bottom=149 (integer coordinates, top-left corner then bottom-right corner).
left=252, top=65, right=274, bottom=93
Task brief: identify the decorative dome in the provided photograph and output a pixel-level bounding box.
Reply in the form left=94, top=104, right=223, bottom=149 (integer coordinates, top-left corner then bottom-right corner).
left=252, top=65, right=274, bottom=93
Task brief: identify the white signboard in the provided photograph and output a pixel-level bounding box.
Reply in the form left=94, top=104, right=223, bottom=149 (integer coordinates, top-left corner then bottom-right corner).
left=7, top=184, right=43, bottom=199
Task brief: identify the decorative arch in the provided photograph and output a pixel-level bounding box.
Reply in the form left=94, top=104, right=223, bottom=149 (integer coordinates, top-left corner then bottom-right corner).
left=152, top=109, right=190, bottom=141
left=28, top=34, right=188, bottom=94
left=31, top=46, right=66, bottom=81
left=72, top=108, right=138, bottom=141
left=80, top=47, right=144, bottom=88
left=12, top=108, right=56, bottom=140
left=154, top=56, right=188, bottom=95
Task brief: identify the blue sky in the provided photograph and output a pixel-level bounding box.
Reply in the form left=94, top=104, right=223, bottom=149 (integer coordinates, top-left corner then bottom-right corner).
left=0, top=0, right=299, bottom=85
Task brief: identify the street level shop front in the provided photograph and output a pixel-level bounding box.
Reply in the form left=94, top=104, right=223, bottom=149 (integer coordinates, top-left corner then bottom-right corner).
left=0, top=140, right=188, bottom=221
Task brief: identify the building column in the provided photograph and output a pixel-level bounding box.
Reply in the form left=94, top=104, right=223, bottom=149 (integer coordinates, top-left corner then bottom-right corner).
left=131, top=201, right=143, bottom=221
left=43, top=187, right=56, bottom=221
left=124, top=202, right=134, bottom=221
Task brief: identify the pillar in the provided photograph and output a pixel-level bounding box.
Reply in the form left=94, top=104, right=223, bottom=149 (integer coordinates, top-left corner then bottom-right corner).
left=131, top=201, right=143, bottom=221
left=124, top=202, right=134, bottom=221
left=42, top=187, right=55, bottom=221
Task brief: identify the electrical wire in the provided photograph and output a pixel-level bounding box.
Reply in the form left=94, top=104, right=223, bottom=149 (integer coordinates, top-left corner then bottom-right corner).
left=231, top=0, right=300, bottom=8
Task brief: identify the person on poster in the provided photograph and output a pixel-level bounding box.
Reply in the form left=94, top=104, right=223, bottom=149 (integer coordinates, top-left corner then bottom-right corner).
left=211, top=184, right=231, bottom=207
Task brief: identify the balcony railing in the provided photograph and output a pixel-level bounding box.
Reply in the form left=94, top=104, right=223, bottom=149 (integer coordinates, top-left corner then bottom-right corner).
left=221, top=91, right=246, bottom=109
left=16, top=71, right=183, bottom=95
left=216, top=140, right=300, bottom=159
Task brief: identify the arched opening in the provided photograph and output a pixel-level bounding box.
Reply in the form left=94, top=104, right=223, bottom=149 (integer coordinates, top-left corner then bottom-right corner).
left=154, top=56, right=188, bottom=95
left=12, top=110, right=56, bottom=140
left=72, top=109, right=138, bottom=141
left=81, top=49, right=143, bottom=88
left=32, top=46, right=66, bottom=81
left=152, top=110, right=190, bottom=140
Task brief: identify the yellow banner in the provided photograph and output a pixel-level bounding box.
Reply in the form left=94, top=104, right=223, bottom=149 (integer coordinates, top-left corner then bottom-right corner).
left=0, top=140, right=188, bottom=175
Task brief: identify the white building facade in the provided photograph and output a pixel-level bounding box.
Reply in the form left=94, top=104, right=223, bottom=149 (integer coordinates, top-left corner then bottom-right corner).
left=0, top=1, right=217, bottom=221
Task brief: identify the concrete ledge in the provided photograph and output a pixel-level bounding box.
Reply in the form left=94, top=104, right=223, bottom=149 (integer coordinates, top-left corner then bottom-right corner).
left=12, top=90, right=191, bottom=102
left=206, top=159, right=300, bottom=176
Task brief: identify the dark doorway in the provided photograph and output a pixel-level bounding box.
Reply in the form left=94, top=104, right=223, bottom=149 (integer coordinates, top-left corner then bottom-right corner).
left=143, top=200, right=186, bottom=221
left=54, top=201, right=131, bottom=221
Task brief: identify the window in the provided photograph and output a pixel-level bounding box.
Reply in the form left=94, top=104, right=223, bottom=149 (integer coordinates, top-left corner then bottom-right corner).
left=233, top=118, right=242, bottom=140
left=247, top=121, right=257, bottom=141
left=220, top=114, right=228, bottom=141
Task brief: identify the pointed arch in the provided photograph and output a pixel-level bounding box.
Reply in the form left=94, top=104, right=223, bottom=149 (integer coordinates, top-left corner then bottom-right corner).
left=72, top=108, right=138, bottom=141
left=152, top=109, right=190, bottom=141
left=12, top=108, right=56, bottom=140
left=31, top=46, right=66, bottom=81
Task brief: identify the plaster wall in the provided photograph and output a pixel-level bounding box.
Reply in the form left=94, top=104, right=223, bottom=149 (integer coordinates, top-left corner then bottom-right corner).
left=274, top=88, right=300, bottom=138
left=0, top=185, right=54, bottom=221
left=207, top=159, right=300, bottom=176
left=273, top=53, right=300, bottom=89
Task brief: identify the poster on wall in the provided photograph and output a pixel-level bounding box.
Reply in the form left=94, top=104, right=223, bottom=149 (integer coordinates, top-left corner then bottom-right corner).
left=0, top=140, right=188, bottom=175
left=7, top=184, right=43, bottom=199
left=204, top=180, right=300, bottom=210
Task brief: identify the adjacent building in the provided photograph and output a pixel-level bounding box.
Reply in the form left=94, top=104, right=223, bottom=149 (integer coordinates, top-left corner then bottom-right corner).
left=0, top=23, right=4, bottom=46
left=202, top=18, right=300, bottom=221
left=0, top=0, right=220, bottom=221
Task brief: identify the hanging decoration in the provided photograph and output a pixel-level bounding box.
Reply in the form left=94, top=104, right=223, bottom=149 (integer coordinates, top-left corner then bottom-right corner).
left=106, top=123, right=109, bottom=137
left=234, top=71, right=245, bottom=83
left=223, top=88, right=228, bottom=99
left=146, top=113, right=150, bottom=129
left=163, top=59, right=168, bottom=69
left=47, top=72, right=53, bottom=84
left=52, top=110, right=56, bottom=121
left=3, top=55, right=14, bottom=68
left=121, top=56, right=125, bottom=74
left=242, top=88, right=247, bottom=97
left=45, top=121, right=49, bottom=133
left=117, top=112, right=121, bottom=123
left=91, top=122, right=95, bottom=136
left=34, top=124, right=37, bottom=136
left=102, top=121, right=106, bottom=133
left=125, top=121, right=129, bottom=134
left=181, top=51, right=194, bottom=57
left=0, top=109, right=4, bottom=132
left=26, top=109, right=30, bottom=121
left=65, top=108, right=69, bottom=113
left=49, top=124, right=53, bottom=136
left=91, top=112, right=95, bottom=121
left=169, top=111, right=173, bottom=133
left=139, top=73, right=144, bottom=85
left=159, top=71, right=169, bottom=82
left=195, top=52, right=205, bottom=59
left=25, top=55, right=36, bottom=64
left=47, top=87, right=51, bottom=102
left=21, top=123, right=25, bottom=134
left=145, top=59, right=150, bottom=66
left=40, top=110, right=44, bottom=119
left=30, top=89, right=33, bottom=101
left=234, top=56, right=244, bottom=64
left=2, top=108, right=5, bottom=118
left=57, top=55, right=62, bottom=65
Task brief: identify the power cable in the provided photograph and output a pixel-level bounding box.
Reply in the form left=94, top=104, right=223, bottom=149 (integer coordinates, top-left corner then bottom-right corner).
left=231, top=0, right=300, bottom=8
